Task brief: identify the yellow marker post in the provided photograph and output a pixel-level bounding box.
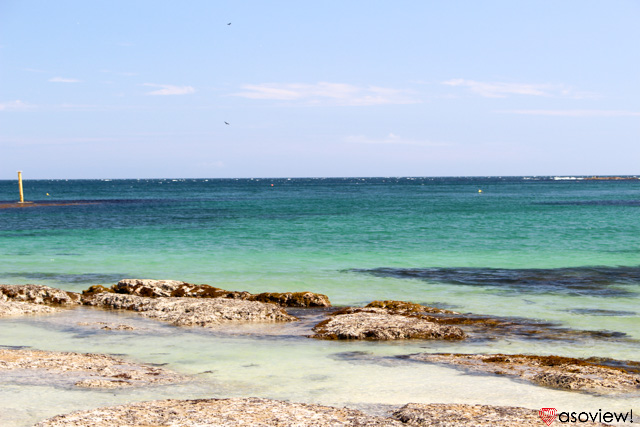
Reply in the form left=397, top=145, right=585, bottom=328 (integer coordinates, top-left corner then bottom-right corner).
left=17, top=171, right=25, bottom=203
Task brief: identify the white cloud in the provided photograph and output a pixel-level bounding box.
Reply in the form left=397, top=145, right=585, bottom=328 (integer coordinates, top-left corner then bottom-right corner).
left=345, top=133, right=449, bottom=147
left=49, top=77, right=81, bottom=83
left=0, top=100, right=35, bottom=111
left=232, top=82, right=420, bottom=106
left=442, top=79, right=588, bottom=98
left=143, top=83, right=195, bottom=96
left=498, top=109, right=640, bottom=117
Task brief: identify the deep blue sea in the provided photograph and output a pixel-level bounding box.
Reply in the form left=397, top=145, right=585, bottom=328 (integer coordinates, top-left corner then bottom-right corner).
left=1, top=176, right=639, bottom=425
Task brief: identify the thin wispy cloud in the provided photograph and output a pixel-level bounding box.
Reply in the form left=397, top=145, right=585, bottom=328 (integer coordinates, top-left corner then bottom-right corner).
left=498, top=109, right=640, bottom=117
left=345, top=133, right=449, bottom=147
left=232, top=82, right=420, bottom=106
left=143, top=83, right=195, bottom=96
left=49, top=77, right=81, bottom=83
left=0, top=100, right=35, bottom=111
left=442, top=79, right=590, bottom=99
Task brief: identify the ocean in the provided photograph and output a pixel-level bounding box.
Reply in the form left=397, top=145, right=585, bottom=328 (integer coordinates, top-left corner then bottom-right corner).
left=1, top=177, right=639, bottom=425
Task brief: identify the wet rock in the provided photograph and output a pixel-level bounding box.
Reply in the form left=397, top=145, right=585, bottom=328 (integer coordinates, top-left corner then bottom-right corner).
left=405, top=353, right=640, bottom=394
left=85, top=279, right=331, bottom=307
left=34, top=397, right=403, bottom=426
left=0, top=349, right=185, bottom=388
left=86, top=293, right=297, bottom=326
left=111, top=279, right=251, bottom=299
left=0, top=284, right=81, bottom=305
left=80, top=285, right=113, bottom=297
left=311, top=303, right=465, bottom=340
left=366, top=300, right=458, bottom=315
left=249, top=291, right=331, bottom=307
left=392, top=403, right=612, bottom=426
left=0, top=299, right=59, bottom=317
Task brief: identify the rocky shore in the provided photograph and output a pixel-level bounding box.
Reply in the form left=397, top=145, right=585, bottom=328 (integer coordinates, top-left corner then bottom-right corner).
left=0, top=348, right=185, bottom=389
left=405, top=353, right=640, bottom=394
left=0, top=283, right=637, bottom=425
left=35, top=397, right=606, bottom=427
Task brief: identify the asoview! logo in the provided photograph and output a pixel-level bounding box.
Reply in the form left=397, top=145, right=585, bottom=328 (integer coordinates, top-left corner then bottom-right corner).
left=539, top=408, right=634, bottom=425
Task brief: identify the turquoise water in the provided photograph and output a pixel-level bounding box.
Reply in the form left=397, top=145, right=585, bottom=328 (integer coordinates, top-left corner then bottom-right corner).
left=1, top=177, right=639, bottom=425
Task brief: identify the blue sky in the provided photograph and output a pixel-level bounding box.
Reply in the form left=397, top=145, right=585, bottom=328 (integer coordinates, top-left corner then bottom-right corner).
left=1, top=0, right=638, bottom=179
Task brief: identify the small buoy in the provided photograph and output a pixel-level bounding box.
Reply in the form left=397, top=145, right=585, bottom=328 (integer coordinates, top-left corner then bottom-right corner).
left=46, top=193, right=50, bottom=196
left=478, top=189, right=482, bottom=193
left=270, top=184, right=274, bottom=187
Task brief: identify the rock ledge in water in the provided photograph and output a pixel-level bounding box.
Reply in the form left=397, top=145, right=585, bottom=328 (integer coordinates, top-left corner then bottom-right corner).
left=311, top=301, right=465, bottom=340
left=86, top=293, right=298, bottom=326
left=0, top=284, right=81, bottom=305
left=0, top=293, right=59, bottom=317
left=0, top=348, right=185, bottom=388
left=34, top=397, right=403, bottom=426
left=405, top=353, right=640, bottom=394
left=84, top=279, right=332, bottom=307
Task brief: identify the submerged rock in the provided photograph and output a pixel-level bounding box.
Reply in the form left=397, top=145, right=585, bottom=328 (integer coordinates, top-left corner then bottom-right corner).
left=86, top=293, right=297, bottom=326
left=34, top=397, right=403, bottom=426
left=311, top=303, right=466, bottom=340
left=0, top=348, right=184, bottom=388
left=392, top=403, right=612, bottom=426
left=0, top=284, right=81, bottom=305
left=405, top=353, right=640, bottom=395
left=77, top=321, right=136, bottom=331
left=84, top=279, right=331, bottom=307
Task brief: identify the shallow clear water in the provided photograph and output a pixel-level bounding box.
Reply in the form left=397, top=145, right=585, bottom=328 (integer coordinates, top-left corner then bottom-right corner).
left=1, top=177, right=639, bottom=425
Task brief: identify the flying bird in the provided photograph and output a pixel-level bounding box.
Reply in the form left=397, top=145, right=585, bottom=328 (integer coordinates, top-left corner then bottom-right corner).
left=227, top=22, right=231, bottom=25
left=224, top=121, right=230, bottom=125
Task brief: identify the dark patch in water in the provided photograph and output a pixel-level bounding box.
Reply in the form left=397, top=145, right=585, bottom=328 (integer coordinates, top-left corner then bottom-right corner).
left=304, top=374, right=330, bottom=381
left=0, top=272, right=129, bottom=285
left=570, top=308, right=637, bottom=317
left=329, top=351, right=374, bottom=361
left=419, top=301, right=461, bottom=310
left=0, top=345, right=31, bottom=350
left=348, top=266, right=639, bottom=297
left=328, top=351, right=407, bottom=367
